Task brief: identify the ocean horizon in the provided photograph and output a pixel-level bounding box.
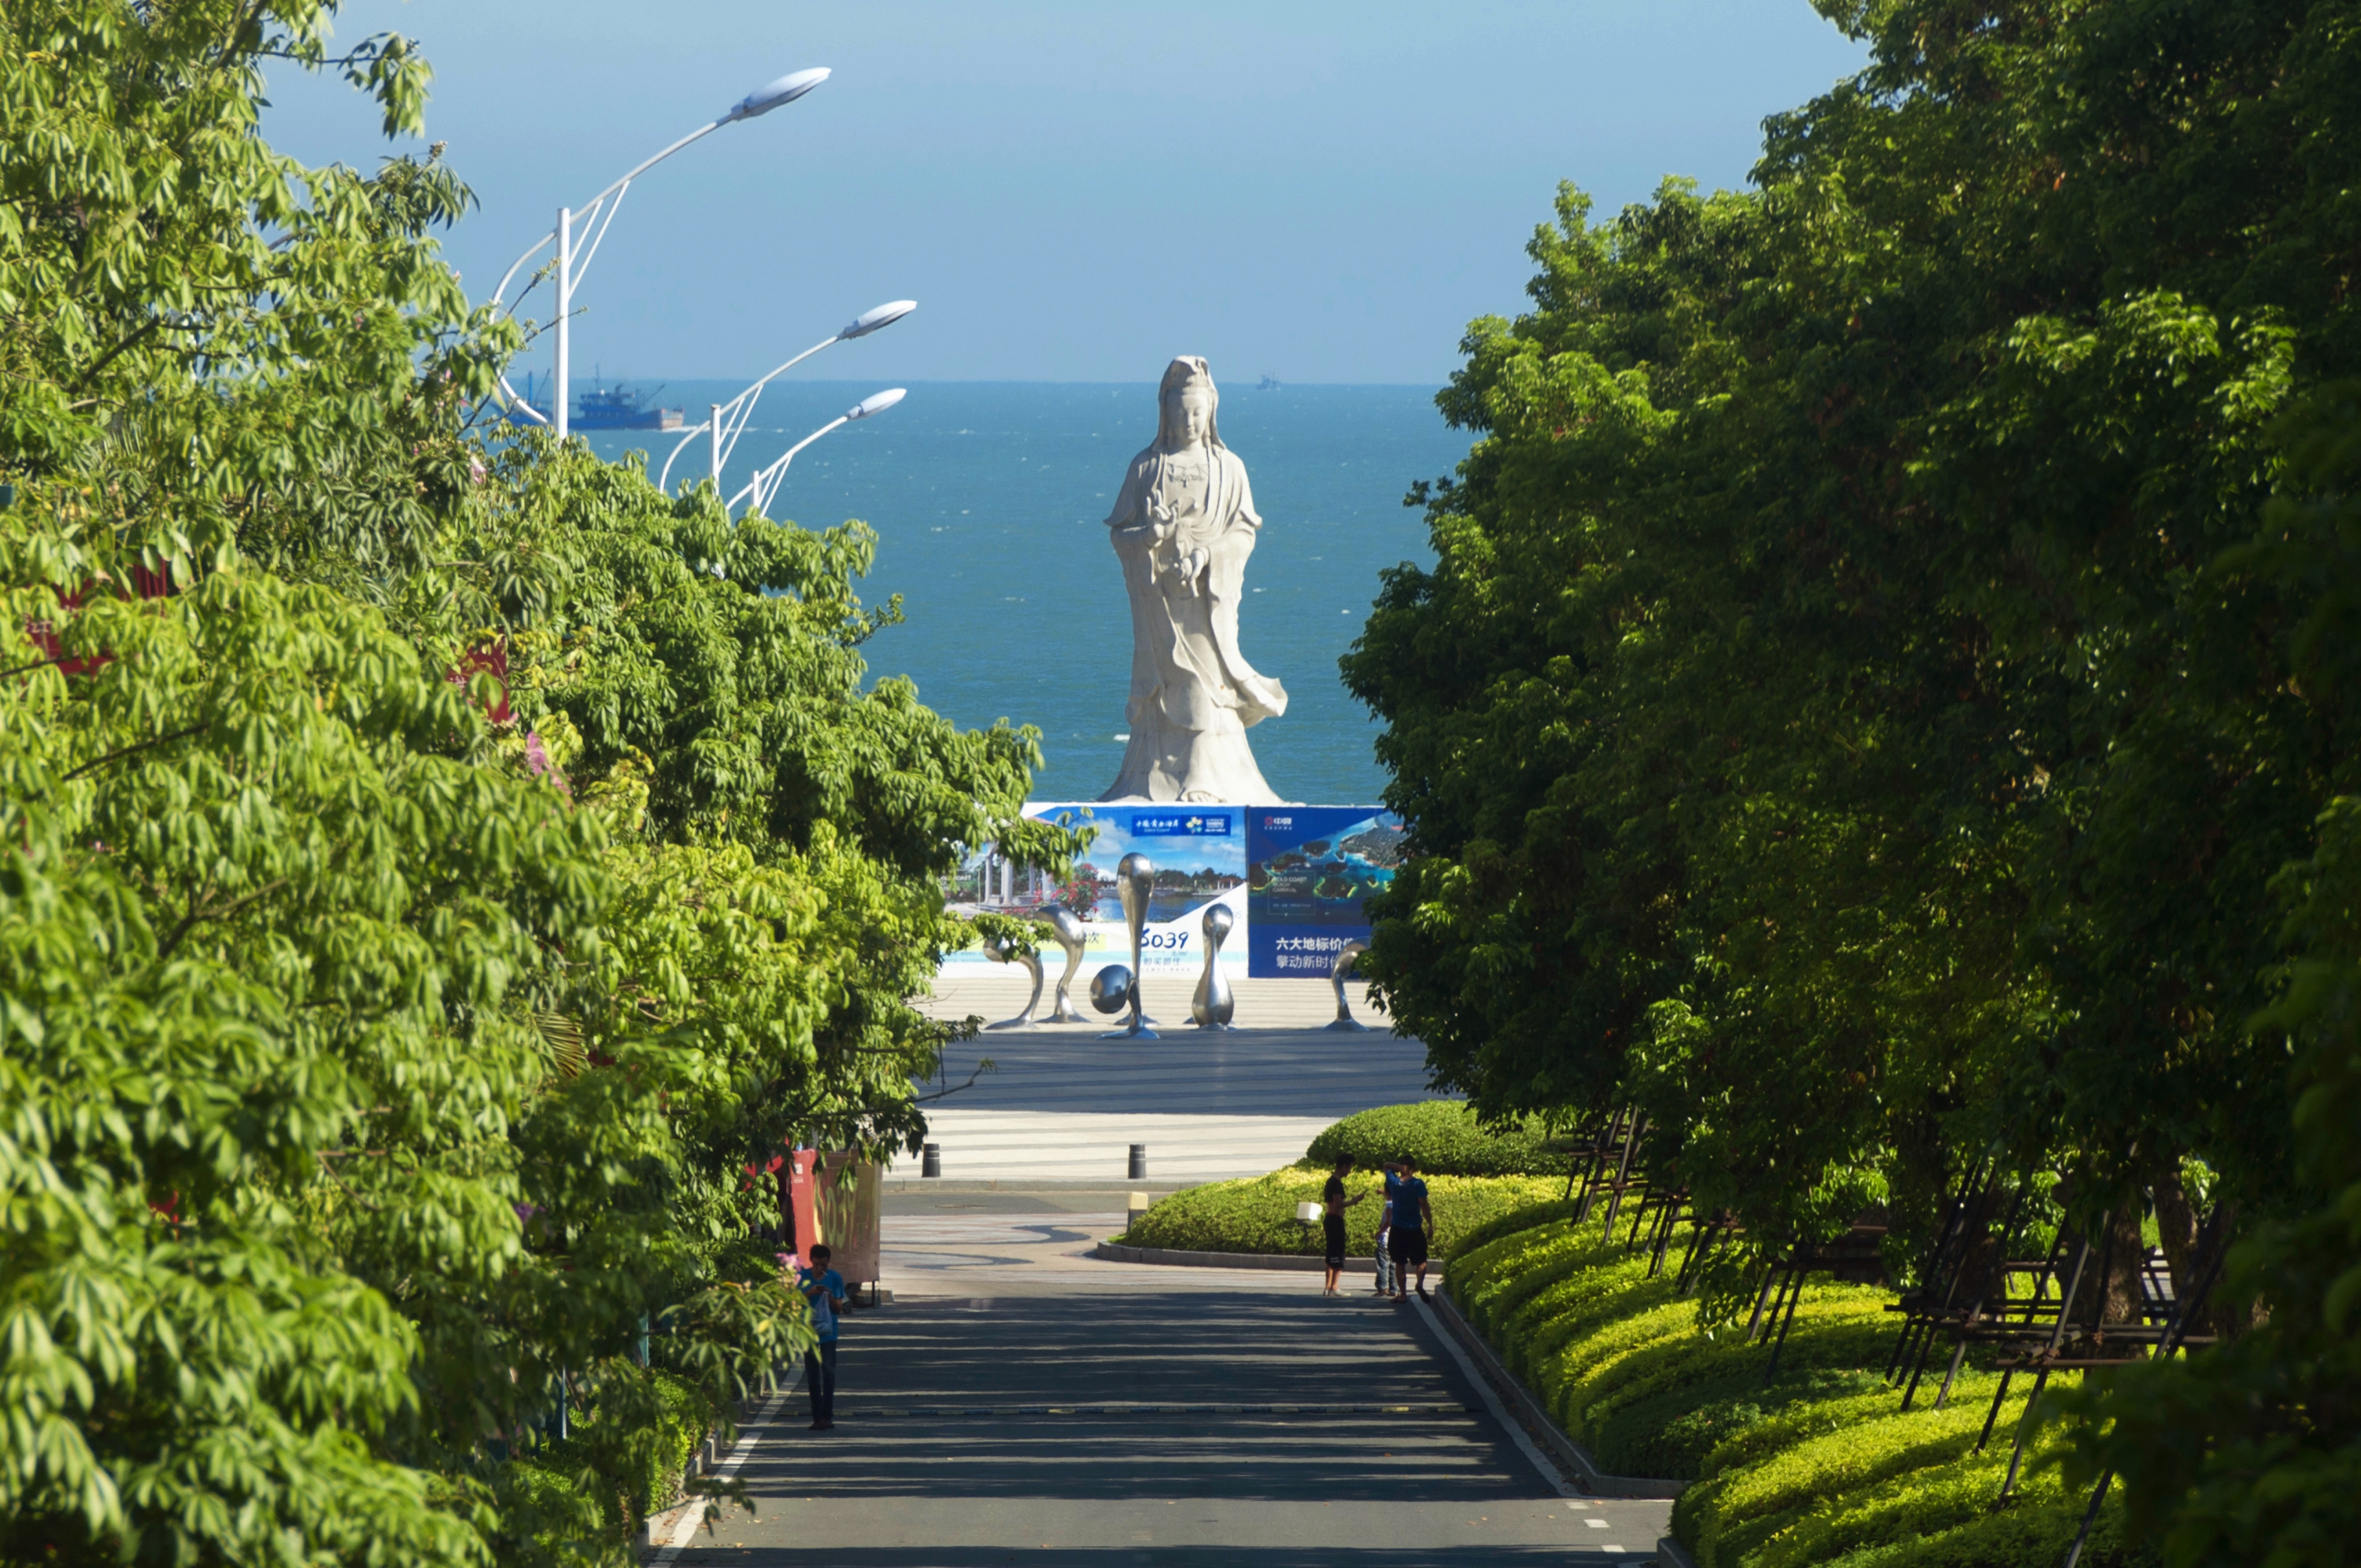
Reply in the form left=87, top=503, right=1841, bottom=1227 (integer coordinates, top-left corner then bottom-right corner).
left=556, top=378, right=1473, bottom=805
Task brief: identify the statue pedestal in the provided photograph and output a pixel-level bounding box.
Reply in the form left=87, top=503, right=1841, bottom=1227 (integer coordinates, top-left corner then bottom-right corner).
left=1100, top=722, right=1284, bottom=805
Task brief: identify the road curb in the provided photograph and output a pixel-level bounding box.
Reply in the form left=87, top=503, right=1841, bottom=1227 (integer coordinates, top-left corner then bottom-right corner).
left=640, top=1368, right=802, bottom=1561
left=884, top=1178, right=1199, bottom=1194
left=1428, top=1286, right=1690, bottom=1500
left=1089, top=1241, right=1414, bottom=1274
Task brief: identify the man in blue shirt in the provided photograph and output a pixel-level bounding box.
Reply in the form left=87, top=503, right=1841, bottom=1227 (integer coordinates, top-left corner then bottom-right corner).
left=1384, top=1155, right=1435, bottom=1301
left=796, top=1245, right=847, bottom=1431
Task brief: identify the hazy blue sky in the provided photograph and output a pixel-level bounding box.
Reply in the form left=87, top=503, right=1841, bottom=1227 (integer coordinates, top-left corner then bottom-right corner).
left=264, top=2, right=1865, bottom=384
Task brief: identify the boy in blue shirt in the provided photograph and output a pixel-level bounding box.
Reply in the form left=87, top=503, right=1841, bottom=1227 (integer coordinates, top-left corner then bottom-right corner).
left=1384, top=1155, right=1435, bottom=1301
left=796, top=1245, right=847, bottom=1431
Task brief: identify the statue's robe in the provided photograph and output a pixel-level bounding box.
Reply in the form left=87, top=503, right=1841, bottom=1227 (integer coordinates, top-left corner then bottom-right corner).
left=1099, top=437, right=1288, bottom=802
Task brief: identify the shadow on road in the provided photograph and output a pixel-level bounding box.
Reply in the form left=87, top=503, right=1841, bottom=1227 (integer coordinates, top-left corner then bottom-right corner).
left=750, top=1293, right=1543, bottom=1503
left=674, top=1550, right=1629, bottom=1566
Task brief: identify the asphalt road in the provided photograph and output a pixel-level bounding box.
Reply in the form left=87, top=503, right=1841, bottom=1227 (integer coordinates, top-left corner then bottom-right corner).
left=655, top=1236, right=1671, bottom=1566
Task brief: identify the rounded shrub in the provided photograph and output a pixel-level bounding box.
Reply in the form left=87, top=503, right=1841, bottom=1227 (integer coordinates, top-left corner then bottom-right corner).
left=1301, top=1100, right=1572, bottom=1176
left=1118, top=1170, right=1564, bottom=1256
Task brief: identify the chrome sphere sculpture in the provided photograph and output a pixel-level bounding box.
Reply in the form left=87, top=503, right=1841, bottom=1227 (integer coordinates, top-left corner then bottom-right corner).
left=1047, top=905, right=1088, bottom=1023
left=1190, top=902, right=1236, bottom=1029
left=1325, top=939, right=1373, bottom=1032
left=1099, top=852, right=1158, bottom=1039
left=1089, top=964, right=1136, bottom=1015
left=981, top=931, right=1044, bottom=1031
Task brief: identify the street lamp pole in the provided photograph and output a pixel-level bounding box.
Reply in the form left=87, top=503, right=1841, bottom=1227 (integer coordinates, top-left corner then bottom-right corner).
left=731, top=388, right=907, bottom=518
left=490, top=67, right=832, bottom=435
left=656, top=300, right=916, bottom=493
left=553, top=208, right=573, bottom=437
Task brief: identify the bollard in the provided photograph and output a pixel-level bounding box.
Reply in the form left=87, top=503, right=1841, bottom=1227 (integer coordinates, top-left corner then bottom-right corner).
left=1128, top=1191, right=1150, bottom=1220
left=1128, top=1143, right=1147, bottom=1180
left=922, top=1142, right=941, bottom=1179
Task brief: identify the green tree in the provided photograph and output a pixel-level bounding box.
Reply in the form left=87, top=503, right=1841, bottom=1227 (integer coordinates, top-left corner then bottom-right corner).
left=1, top=4, right=1077, bottom=1563
left=2058, top=389, right=2361, bottom=1566
left=1347, top=0, right=2360, bottom=1290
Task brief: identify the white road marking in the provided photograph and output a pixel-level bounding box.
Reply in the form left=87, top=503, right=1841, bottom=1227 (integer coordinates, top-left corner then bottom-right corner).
left=1407, top=1293, right=1577, bottom=1498
left=651, top=1369, right=802, bottom=1562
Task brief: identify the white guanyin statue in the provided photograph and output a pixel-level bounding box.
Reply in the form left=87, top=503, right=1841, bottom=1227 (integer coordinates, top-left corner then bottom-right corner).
left=1099, top=356, right=1289, bottom=803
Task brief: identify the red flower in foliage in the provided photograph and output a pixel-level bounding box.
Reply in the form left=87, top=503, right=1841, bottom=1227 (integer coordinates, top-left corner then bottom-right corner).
left=446, top=639, right=513, bottom=724
left=739, top=1154, right=786, bottom=1190
left=19, top=563, right=175, bottom=678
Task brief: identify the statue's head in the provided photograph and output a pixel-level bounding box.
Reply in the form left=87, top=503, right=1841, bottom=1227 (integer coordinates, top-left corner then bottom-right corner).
left=1155, top=356, right=1222, bottom=453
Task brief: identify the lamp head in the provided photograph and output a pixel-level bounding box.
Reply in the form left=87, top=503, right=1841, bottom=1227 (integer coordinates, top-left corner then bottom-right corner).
left=841, top=300, right=917, bottom=339
left=729, top=67, right=829, bottom=121
left=847, top=388, right=907, bottom=420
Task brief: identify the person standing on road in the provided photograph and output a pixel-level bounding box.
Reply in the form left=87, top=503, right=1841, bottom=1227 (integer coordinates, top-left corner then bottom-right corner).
left=1373, top=1160, right=1399, bottom=1296
left=796, top=1245, right=847, bottom=1430
left=1386, top=1156, right=1436, bottom=1301
left=1321, top=1153, right=1366, bottom=1296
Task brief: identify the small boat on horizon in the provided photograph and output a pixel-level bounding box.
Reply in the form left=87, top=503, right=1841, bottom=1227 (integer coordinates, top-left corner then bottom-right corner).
left=505, top=370, right=685, bottom=431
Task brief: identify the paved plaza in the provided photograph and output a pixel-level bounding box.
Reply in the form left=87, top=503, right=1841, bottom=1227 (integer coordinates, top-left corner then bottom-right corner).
left=919, top=972, right=1399, bottom=1046
left=899, top=972, right=1443, bottom=1182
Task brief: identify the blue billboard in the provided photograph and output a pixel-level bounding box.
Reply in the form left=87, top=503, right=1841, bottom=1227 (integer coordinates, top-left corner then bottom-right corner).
left=1245, top=806, right=1406, bottom=979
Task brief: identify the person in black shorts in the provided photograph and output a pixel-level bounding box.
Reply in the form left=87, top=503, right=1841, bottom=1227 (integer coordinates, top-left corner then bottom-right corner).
left=1321, top=1153, right=1366, bottom=1297
left=1386, top=1153, right=1436, bottom=1301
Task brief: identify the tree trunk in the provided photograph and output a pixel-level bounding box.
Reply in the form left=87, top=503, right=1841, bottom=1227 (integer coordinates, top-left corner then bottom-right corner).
left=2153, top=1168, right=2200, bottom=1303
left=2097, top=1191, right=2148, bottom=1329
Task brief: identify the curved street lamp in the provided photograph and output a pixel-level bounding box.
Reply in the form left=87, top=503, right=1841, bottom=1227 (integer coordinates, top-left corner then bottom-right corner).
left=490, top=67, right=831, bottom=438
left=732, top=388, right=907, bottom=518
left=656, top=300, right=916, bottom=494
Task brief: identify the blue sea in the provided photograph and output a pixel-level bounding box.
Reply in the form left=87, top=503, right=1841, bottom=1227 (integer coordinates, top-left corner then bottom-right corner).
left=568, top=381, right=1471, bottom=805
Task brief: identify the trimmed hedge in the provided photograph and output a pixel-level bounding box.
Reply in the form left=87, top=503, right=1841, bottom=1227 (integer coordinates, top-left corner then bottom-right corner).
left=498, top=1455, right=611, bottom=1568
left=1301, top=1100, right=1572, bottom=1176
left=1118, top=1169, right=1563, bottom=1256
left=638, top=1370, right=716, bottom=1515
left=500, top=1367, right=719, bottom=1555
left=1447, top=1215, right=2152, bottom=1567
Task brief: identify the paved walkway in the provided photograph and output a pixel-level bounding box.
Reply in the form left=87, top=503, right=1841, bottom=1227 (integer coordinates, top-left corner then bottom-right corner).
left=652, top=1206, right=1671, bottom=1566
